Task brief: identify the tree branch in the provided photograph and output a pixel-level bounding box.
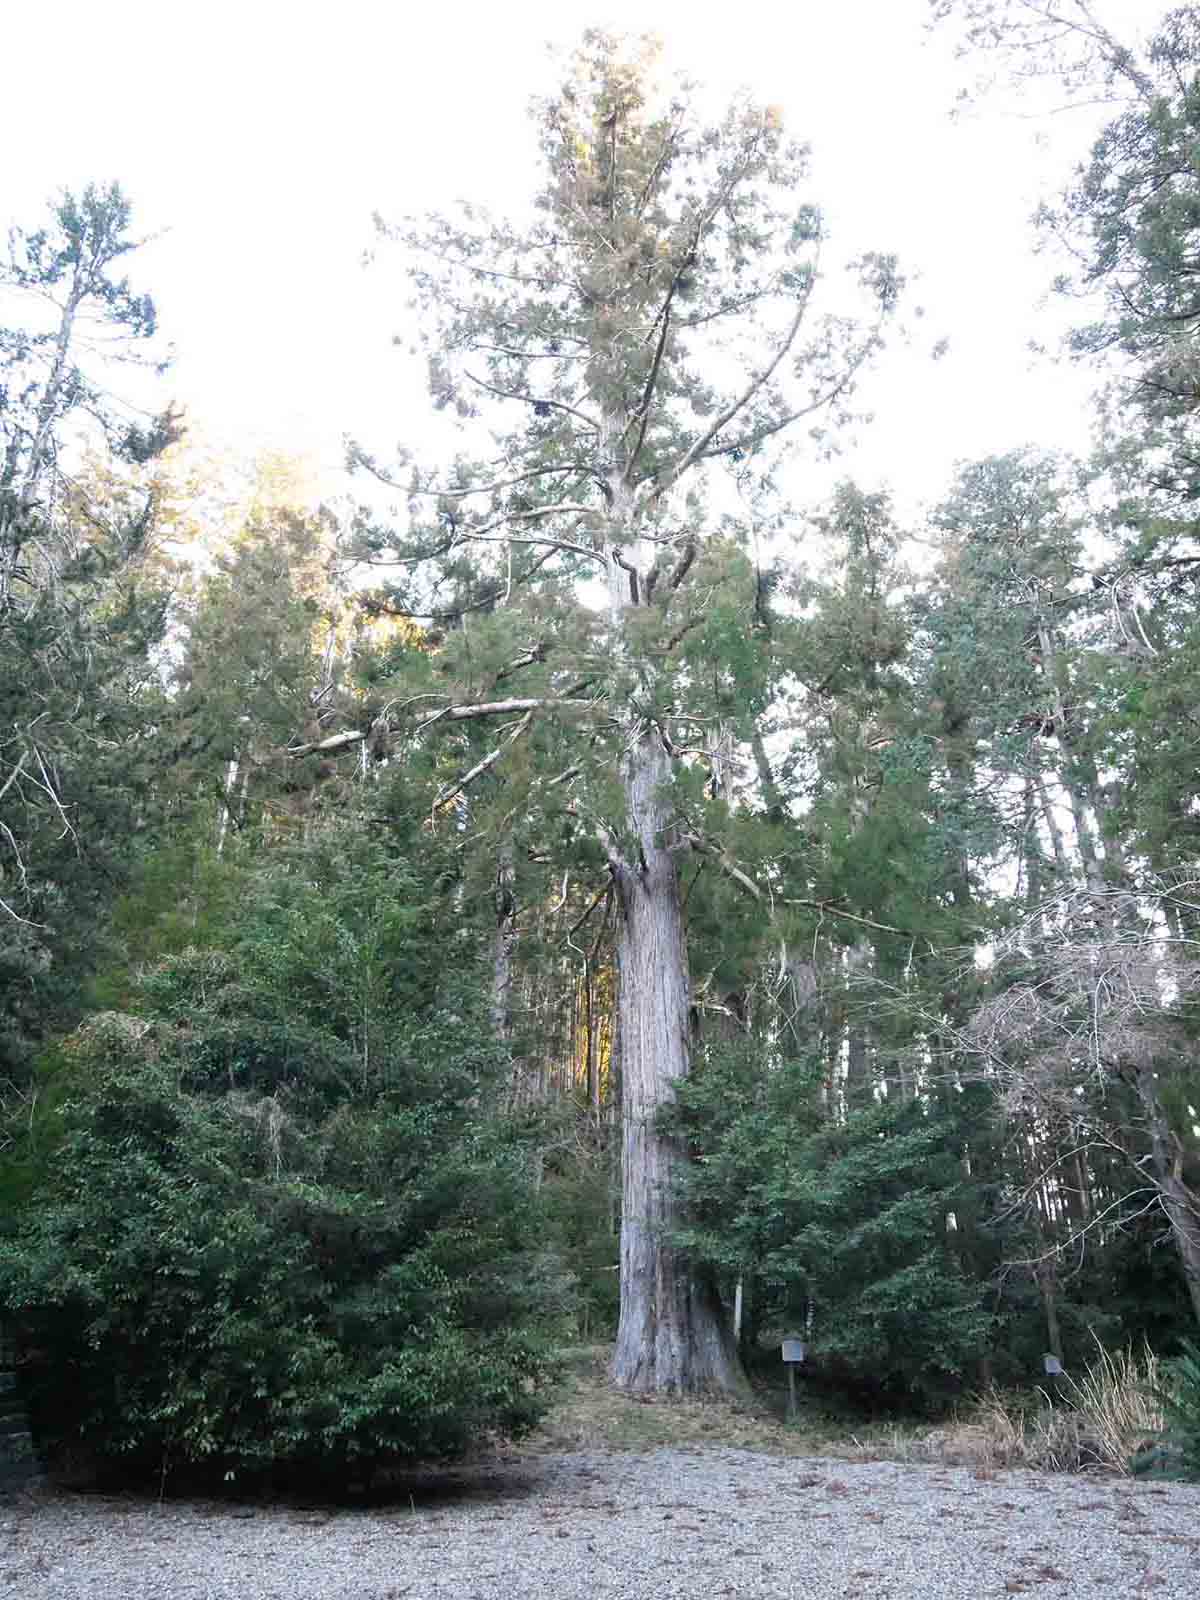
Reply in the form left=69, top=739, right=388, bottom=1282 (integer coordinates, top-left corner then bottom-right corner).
left=493, top=642, right=548, bottom=685
left=648, top=265, right=819, bottom=500
left=698, top=336, right=879, bottom=463
left=433, top=709, right=534, bottom=810
left=624, top=276, right=682, bottom=481
left=0, top=749, right=29, bottom=806
left=362, top=545, right=560, bottom=622
left=465, top=370, right=600, bottom=433
left=668, top=539, right=697, bottom=590
left=454, top=506, right=606, bottom=566
left=291, top=694, right=599, bottom=761
left=567, top=881, right=611, bottom=939
left=414, top=695, right=598, bottom=731
left=408, top=464, right=589, bottom=500
left=783, top=897, right=911, bottom=939
left=680, top=832, right=765, bottom=902
left=289, top=730, right=368, bottom=758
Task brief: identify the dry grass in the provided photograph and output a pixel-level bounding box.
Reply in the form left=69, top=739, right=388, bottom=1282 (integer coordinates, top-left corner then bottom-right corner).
left=527, top=1346, right=818, bottom=1457
left=830, top=1342, right=1167, bottom=1476
left=525, top=1342, right=1167, bottom=1477
left=1057, top=1339, right=1165, bottom=1469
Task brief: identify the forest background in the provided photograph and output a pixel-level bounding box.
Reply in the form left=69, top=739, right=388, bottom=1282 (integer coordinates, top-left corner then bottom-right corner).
left=2, top=0, right=1200, bottom=1487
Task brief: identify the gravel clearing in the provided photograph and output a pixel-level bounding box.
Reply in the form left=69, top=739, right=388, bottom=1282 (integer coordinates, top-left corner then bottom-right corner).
left=3, top=1447, right=1199, bottom=1599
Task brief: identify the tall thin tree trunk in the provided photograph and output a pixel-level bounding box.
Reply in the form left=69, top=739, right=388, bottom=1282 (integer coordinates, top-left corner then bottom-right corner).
left=1135, top=1064, right=1200, bottom=1327
left=1038, top=620, right=1115, bottom=902
left=1036, top=1257, right=1064, bottom=1366
left=843, top=943, right=872, bottom=1109
left=216, top=756, right=240, bottom=856
left=490, top=837, right=517, bottom=1041
left=1033, top=767, right=1069, bottom=878
left=584, top=958, right=602, bottom=1115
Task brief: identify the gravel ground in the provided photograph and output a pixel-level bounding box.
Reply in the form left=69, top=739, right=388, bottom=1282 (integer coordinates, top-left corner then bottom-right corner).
left=3, top=1447, right=1199, bottom=1599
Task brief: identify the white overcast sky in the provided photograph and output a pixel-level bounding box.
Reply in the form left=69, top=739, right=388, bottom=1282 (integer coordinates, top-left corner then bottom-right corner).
left=2, top=0, right=1163, bottom=519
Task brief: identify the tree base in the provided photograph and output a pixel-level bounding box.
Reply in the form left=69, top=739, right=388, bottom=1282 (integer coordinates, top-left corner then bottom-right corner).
left=610, top=1274, right=747, bottom=1397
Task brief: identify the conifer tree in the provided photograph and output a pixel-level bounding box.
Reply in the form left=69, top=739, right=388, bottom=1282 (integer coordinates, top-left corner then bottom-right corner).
left=347, top=33, right=901, bottom=1392
left=0, top=184, right=177, bottom=1062
left=0, top=182, right=176, bottom=610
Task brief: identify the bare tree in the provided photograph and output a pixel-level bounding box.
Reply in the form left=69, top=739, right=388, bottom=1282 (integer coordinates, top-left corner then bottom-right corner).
left=965, top=878, right=1200, bottom=1325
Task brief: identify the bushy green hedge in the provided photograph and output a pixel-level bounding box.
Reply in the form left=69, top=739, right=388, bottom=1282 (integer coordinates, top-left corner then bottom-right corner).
left=0, top=839, right=569, bottom=1489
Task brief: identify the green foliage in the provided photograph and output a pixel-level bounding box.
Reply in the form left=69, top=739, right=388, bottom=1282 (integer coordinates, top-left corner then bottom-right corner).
left=667, top=1044, right=990, bottom=1410
left=539, top=1118, right=621, bottom=1341
left=0, top=182, right=179, bottom=1071
left=169, top=508, right=347, bottom=802
left=97, top=859, right=235, bottom=1001
left=1158, top=1338, right=1200, bottom=1480
left=0, top=833, right=567, bottom=1488
left=1040, top=9, right=1200, bottom=423
left=1, top=182, right=169, bottom=502
left=1065, top=1196, right=1199, bottom=1365
left=0, top=550, right=176, bottom=1071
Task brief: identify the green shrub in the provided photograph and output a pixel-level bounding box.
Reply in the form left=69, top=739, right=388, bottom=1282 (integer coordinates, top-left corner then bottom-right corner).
left=540, top=1119, right=621, bottom=1341
left=1158, top=1339, right=1200, bottom=1480
left=0, top=1033, right=563, bottom=1487
left=668, top=1044, right=990, bottom=1410
left=0, top=837, right=568, bottom=1489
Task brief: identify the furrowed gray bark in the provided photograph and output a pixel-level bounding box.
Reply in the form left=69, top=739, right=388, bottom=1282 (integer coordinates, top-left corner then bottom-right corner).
left=608, top=726, right=742, bottom=1393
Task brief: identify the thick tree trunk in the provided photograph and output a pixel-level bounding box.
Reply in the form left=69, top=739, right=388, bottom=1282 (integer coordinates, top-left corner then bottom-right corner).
left=608, top=728, right=743, bottom=1394
left=1160, top=1173, right=1200, bottom=1330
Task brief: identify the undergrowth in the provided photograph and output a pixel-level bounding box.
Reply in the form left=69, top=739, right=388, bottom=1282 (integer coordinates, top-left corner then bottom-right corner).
left=530, top=1340, right=1197, bottom=1479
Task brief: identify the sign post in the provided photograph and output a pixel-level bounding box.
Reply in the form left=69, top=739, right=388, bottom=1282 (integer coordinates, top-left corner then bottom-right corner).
left=781, top=1337, right=807, bottom=1422
left=1043, top=1352, right=1064, bottom=1403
